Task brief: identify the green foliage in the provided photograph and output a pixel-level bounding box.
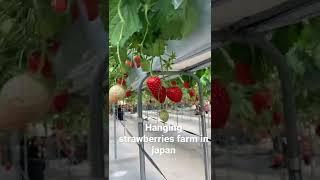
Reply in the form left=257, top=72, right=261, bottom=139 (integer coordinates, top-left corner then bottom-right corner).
left=108, top=0, right=199, bottom=81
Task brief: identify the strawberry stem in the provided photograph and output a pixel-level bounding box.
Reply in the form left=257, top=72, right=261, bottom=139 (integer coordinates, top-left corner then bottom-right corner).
left=32, top=0, right=47, bottom=76
left=219, top=47, right=235, bottom=69
left=178, top=77, right=184, bottom=84
left=150, top=58, right=154, bottom=76
left=116, top=0, right=125, bottom=72
left=140, top=4, right=150, bottom=48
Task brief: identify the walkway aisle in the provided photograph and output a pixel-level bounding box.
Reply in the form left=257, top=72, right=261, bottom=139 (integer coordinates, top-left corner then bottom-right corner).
left=109, top=112, right=211, bottom=180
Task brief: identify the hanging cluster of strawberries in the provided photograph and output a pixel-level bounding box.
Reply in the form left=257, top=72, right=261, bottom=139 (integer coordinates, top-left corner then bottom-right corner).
left=30, top=0, right=99, bottom=130
left=236, top=63, right=284, bottom=126
left=212, top=62, right=285, bottom=129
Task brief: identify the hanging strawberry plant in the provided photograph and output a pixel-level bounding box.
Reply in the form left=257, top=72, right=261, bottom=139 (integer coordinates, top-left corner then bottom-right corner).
left=212, top=16, right=320, bottom=157
left=0, top=0, right=106, bottom=130
left=108, top=0, right=199, bottom=104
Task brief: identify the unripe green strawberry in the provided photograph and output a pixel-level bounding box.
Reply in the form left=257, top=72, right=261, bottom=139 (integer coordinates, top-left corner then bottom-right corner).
left=159, top=109, right=169, bottom=123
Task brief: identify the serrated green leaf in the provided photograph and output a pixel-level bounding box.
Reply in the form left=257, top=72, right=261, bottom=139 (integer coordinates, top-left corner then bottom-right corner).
left=271, top=24, right=302, bottom=54
left=141, top=59, right=151, bottom=71
left=109, top=0, right=142, bottom=47
left=286, top=47, right=306, bottom=75
left=144, top=39, right=165, bottom=56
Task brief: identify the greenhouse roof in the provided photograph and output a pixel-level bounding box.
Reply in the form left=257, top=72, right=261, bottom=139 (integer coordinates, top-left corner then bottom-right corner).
left=213, top=0, right=320, bottom=36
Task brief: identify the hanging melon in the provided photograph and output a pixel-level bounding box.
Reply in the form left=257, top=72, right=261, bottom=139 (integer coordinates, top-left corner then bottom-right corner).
left=0, top=73, right=52, bottom=129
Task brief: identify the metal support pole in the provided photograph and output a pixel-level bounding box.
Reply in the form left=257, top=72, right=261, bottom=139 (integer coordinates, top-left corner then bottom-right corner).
left=23, top=133, right=29, bottom=180
left=214, top=31, right=302, bottom=180
left=89, top=59, right=106, bottom=178
left=113, top=105, right=117, bottom=160
left=10, top=131, right=20, bottom=180
left=137, top=84, right=146, bottom=180
left=255, top=39, right=302, bottom=180
left=137, top=71, right=211, bottom=180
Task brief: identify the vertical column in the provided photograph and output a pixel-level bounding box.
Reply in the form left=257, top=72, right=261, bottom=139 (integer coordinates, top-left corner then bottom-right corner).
left=253, top=37, right=302, bottom=180
left=89, top=59, right=106, bottom=178
left=113, top=105, right=117, bottom=160
left=137, top=75, right=148, bottom=180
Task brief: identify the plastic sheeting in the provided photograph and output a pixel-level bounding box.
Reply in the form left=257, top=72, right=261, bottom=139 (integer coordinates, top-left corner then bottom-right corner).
left=127, top=0, right=212, bottom=90
left=52, top=0, right=107, bottom=95
left=213, top=0, right=288, bottom=30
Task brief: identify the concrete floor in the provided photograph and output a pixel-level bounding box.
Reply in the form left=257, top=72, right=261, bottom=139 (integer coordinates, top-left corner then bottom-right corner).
left=109, top=110, right=212, bottom=180
left=2, top=110, right=320, bottom=180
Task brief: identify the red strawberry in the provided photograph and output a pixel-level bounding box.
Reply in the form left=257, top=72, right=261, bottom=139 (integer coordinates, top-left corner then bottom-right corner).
left=272, top=111, right=283, bottom=126
left=188, top=89, right=196, bottom=97
left=83, top=0, right=99, bottom=21
left=125, top=60, right=134, bottom=68
left=52, top=90, right=69, bottom=112
left=235, top=63, right=255, bottom=85
left=315, top=125, right=320, bottom=137
left=134, top=55, right=141, bottom=64
left=154, top=86, right=166, bottom=103
left=166, top=87, right=182, bottom=103
left=51, top=0, right=68, bottom=13
left=212, top=79, right=231, bottom=129
left=27, top=52, right=41, bottom=73
left=133, top=55, right=141, bottom=68
left=170, top=81, right=177, bottom=86
left=183, top=82, right=190, bottom=88
left=117, top=78, right=126, bottom=86
left=251, top=89, right=272, bottom=114
left=125, top=90, right=132, bottom=97
left=48, top=39, right=61, bottom=54
left=146, top=76, right=166, bottom=103
left=27, top=52, right=53, bottom=79
left=147, top=76, right=162, bottom=94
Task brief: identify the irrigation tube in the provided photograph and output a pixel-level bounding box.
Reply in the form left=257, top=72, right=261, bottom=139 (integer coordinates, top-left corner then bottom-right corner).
left=214, top=31, right=302, bottom=180
left=137, top=71, right=211, bottom=180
